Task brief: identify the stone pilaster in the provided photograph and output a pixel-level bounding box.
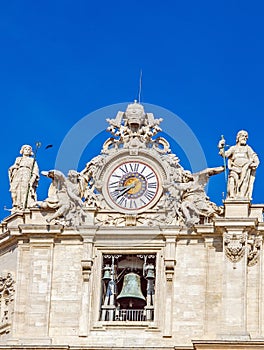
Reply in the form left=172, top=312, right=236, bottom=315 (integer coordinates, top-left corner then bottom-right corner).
left=78, top=231, right=95, bottom=337
left=10, top=224, right=63, bottom=344
left=247, top=234, right=262, bottom=337
left=215, top=218, right=257, bottom=340
left=26, top=235, right=54, bottom=340
left=11, top=226, right=55, bottom=344
left=11, top=240, right=30, bottom=338
left=203, top=235, right=222, bottom=337
left=162, top=232, right=176, bottom=338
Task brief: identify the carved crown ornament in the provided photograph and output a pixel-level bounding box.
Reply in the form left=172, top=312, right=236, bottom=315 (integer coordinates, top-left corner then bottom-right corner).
left=223, top=231, right=262, bottom=267
left=224, top=232, right=247, bottom=264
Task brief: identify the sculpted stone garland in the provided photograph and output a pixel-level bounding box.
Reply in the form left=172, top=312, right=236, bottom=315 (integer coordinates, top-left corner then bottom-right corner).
left=247, top=234, right=261, bottom=267
left=0, top=273, right=15, bottom=331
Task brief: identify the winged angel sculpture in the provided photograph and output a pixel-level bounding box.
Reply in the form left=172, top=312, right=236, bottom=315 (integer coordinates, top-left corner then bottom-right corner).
left=37, top=170, right=87, bottom=226
left=167, top=167, right=224, bottom=227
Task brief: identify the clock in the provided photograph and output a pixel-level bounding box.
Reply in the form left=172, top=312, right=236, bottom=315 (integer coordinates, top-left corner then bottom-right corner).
left=106, top=161, right=160, bottom=212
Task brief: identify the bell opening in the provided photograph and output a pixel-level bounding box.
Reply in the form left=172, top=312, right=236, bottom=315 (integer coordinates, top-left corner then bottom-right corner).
left=100, top=254, right=156, bottom=321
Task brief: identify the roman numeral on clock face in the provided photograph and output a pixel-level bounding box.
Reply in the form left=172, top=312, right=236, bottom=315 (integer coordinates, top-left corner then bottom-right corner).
left=108, top=180, right=121, bottom=188
left=112, top=174, right=121, bottom=178
left=117, top=196, right=127, bottom=207
left=144, top=190, right=155, bottom=201
left=120, top=164, right=128, bottom=173
left=138, top=165, right=155, bottom=180
left=129, top=163, right=139, bottom=172
left=148, top=182, right=157, bottom=189
left=129, top=199, right=137, bottom=209
left=145, top=173, right=156, bottom=180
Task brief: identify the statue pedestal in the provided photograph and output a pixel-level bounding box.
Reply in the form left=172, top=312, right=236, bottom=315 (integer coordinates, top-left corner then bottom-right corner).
left=224, top=199, right=250, bottom=218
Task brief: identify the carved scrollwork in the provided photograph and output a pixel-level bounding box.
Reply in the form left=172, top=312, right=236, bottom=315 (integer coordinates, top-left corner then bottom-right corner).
left=224, top=232, right=247, bottom=263
left=153, top=137, right=171, bottom=154
left=102, top=137, right=119, bottom=155
left=247, top=235, right=261, bottom=267
left=81, top=259, right=93, bottom=282
left=0, top=272, right=15, bottom=332
left=95, top=214, right=126, bottom=226
left=164, top=259, right=176, bottom=281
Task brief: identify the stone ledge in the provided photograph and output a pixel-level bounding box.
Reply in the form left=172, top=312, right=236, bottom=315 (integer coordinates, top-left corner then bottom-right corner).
left=193, top=340, right=264, bottom=349
left=214, top=218, right=258, bottom=228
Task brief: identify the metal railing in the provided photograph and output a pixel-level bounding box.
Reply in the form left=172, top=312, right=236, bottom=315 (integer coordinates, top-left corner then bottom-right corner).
left=100, top=307, right=154, bottom=321
left=116, top=309, right=145, bottom=321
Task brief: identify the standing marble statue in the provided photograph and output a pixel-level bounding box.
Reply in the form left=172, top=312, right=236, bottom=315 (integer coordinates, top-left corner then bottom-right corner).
left=8, top=145, right=39, bottom=210
left=218, top=130, right=259, bottom=200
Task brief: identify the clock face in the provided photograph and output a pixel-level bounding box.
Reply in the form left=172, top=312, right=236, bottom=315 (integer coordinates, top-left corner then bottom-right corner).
left=107, top=161, right=159, bottom=211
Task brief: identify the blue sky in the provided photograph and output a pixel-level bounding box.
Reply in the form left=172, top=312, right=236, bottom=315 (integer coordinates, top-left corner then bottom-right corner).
left=1, top=1, right=264, bottom=219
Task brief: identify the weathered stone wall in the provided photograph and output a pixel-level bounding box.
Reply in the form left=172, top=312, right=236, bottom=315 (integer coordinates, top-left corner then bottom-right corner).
left=174, top=239, right=209, bottom=343
left=0, top=204, right=263, bottom=349
left=49, top=241, right=83, bottom=338
left=0, top=249, right=17, bottom=272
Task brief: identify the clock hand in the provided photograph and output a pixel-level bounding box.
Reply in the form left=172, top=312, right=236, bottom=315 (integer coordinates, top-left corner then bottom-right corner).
left=112, top=185, right=130, bottom=196
left=111, top=185, right=130, bottom=198
left=116, top=181, right=137, bottom=198
left=113, top=180, right=138, bottom=193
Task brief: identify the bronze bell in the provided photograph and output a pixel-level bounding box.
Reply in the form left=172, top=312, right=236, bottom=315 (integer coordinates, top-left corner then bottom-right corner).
left=145, top=264, right=155, bottom=280
left=117, top=272, right=146, bottom=308
left=102, top=265, right=111, bottom=281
